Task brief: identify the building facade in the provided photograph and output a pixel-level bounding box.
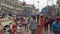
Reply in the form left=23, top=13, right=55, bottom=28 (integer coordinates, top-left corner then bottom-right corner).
left=57, top=0, right=60, bottom=16
left=0, top=0, right=23, bottom=15
left=0, top=0, right=36, bottom=16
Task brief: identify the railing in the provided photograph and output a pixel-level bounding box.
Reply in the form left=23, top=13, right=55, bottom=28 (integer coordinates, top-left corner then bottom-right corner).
left=1, top=0, right=22, bottom=8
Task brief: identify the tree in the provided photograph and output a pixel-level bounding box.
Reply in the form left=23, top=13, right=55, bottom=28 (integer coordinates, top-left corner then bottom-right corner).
left=41, top=5, right=56, bottom=16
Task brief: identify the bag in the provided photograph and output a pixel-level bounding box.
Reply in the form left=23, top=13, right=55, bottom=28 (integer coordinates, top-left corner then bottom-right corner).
left=29, top=21, right=37, bottom=30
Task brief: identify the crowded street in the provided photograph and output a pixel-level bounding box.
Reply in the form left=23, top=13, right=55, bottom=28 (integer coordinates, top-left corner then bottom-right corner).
left=0, top=0, right=60, bottom=34
left=0, top=18, right=51, bottom=34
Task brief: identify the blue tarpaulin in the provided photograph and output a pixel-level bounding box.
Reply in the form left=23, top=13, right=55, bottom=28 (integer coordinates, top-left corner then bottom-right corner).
left=30, top=13, right=35, bottom=17
left=42, top=9, right=48, bottom=13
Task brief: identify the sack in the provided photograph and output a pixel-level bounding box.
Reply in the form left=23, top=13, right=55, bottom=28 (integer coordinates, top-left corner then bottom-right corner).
left=0, top=25, right=3, bottom=31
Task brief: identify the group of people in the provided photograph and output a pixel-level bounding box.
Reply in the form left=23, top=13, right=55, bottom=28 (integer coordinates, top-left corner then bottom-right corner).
left=0, top=13, right=60, bottom=34
left=0, top=15, right=37, bottom=34
left=38, top=15, right=60, bottom=34
left=4, top=17, right=28, bottom=34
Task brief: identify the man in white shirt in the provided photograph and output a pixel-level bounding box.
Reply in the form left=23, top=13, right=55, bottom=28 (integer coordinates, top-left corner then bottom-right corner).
left=24, top=17, right=28, bottom=32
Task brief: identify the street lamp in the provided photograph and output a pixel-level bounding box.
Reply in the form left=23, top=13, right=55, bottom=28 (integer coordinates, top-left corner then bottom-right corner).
left=52, top=0, right=54, bottom=5
left=47, top=0, right=49, bottom=14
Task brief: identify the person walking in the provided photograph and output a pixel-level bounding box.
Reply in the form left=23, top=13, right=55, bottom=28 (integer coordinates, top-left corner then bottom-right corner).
left=24, top=17, right=28, bottom=32
left=49, top=18, right=54, bottom=30
left=29, top=16, right=37, bottom=34
left=11, top=23, right=18, bottom=34
left=51, top=17, right=60, bottom=34
left=17, top=24, right=22, bottom=34
left=16, top=19, right=22, bottom=34
left=44, top=16, right=49, bottom=31
left=37, top=14, right=40, bottom=24
left=11, top=19, right=18, bottom=34
left=19, top=17, right=25, bottom=26
left=38, top=16, right=45, bottom=34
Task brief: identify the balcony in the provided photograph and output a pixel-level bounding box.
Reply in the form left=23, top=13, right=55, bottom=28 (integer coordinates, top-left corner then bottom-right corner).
left=0, top=0, right=22, bottom=8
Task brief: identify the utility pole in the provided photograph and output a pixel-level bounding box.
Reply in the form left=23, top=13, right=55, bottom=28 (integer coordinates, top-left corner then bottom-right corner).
left=37, top=1, right=40, bottom=23
left=57, top=0, right=60, bottom=16
left=37, top=1, right=40, bottom=12
left=47, top=0, right=48, bottom=14
left=22, top=0, right=27, bottom=17
left=33, top=0, right=34, bottom=6
left=52, top=0, right=54, bottom=5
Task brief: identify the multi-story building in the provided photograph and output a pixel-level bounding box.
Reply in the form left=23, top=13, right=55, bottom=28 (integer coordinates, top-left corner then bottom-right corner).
left=0, top=0, right=36, bottom=16
left=0, top=0, right=23, bottom=13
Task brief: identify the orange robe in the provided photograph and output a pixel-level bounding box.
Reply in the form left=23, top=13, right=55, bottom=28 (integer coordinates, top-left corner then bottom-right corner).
left=11, top=24, right=18, bottom=34
left=39, top=17, right=45, bottom=26
left=38, top=17, right=45, bottom=34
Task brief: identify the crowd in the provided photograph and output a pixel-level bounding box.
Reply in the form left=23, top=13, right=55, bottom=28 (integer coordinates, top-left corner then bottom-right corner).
left=38, top=15, right=60, bottom=34
left=0, top=12, right=60, bottom=34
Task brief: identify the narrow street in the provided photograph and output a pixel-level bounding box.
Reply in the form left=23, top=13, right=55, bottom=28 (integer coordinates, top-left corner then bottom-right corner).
left=0, top=0, right=59, bottom=34
left=0, top=19, right=51, bottom=34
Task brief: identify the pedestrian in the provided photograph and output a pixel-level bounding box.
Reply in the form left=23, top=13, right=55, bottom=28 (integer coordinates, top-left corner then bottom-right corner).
left=11, top=23, right=18, bottom=34
left=49, top=18, right=54, bottom=30
left=51, top=17, right=60, bottom=34
left=28, top=16, right=32, bottom=24
left=37, top=14, right=40, bottom=24
left=17, top=21, right=22, bottom=34
left=20, top=17, right=25, bottom=26
left=29, top=16, right=37, bottom=34
left=38, top=16, right=45, bottom=34
left=44, top=16, right=49, bottom=31
left=24, top=17, right=29, bottom=32
left=16, top=15, right=20, bottom=21
left=11, top=19, right=18, bottom=34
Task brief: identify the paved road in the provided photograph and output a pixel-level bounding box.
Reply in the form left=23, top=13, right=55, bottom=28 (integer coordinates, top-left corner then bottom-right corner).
left=0, top=19, right=51, bottom=34
left=22, top=27, right=31, bottom=34
left=21, top=25, right=51, bottom=34
left=20, top=26, right=51, bottom=34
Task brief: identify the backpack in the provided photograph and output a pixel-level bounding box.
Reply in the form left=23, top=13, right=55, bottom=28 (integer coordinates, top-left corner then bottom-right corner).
left=29, top=20, right=37, bottom=30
